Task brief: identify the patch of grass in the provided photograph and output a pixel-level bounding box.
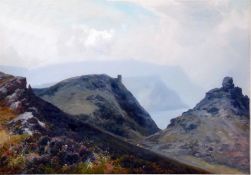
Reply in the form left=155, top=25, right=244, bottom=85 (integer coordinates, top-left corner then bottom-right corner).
left=42, top=164, right=55, bottom=174
left=181, top=155, right=244, bottom=174
left=0, top=76, right=13, bottom=86
left=0, top=131, right=28, bottom=156
left=0, top=154, right=26, bottom=174
left=0, top=130, right=10, bottom=145
left=0, top=105, right=17, bottom=125
left=114, top=154, right=168, bottom=173
left=0, top=128, right=29, bottom=174
left=8, top=154, right=25, bottom=168
left=160, top=134, right=179, bottom=142
left=0, top=132, right=28, bottom=148
left=59, top=155, right=128, bottom=174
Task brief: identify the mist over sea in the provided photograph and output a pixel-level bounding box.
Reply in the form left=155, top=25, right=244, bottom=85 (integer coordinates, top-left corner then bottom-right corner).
left=150, top=108, right=189, bottom=129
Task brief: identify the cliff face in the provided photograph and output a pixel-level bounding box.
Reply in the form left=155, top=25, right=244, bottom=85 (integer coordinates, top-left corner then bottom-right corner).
left=143, top=77, right=250, bottom=173
left=34, top=74, right=159, bottom=139
left=0, top=72, right=91, bottom=173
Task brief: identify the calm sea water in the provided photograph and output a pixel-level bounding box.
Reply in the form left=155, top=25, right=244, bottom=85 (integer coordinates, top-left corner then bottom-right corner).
left=149, top=108, right=189, bottom=129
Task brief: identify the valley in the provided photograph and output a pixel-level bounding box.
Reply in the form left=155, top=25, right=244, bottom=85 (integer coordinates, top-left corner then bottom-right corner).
left=0, top=71, right=249, bottom=174
left=0, top=71, right=209, bottom=174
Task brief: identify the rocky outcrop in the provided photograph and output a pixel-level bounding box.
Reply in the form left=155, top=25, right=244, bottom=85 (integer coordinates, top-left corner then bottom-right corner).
left=222, top=76, right=234, bottom=89
left=187, top=76, right=249, bottom=117
left=143, top=77, right=250, bottom=173
left=0, top=72, right=26, bottom=100
left=34, top=74, right=159, bottom=139
left=0, top=72, right=46, bottom=135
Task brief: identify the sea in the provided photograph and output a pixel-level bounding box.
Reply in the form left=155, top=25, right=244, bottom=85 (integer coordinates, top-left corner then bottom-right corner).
left=149, top=108, right=189, bottom=130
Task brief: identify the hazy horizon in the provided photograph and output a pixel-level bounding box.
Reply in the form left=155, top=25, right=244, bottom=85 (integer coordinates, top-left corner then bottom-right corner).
left=0, top=0, right=250, bottom=128
left=0, top=0, right=250, bottom=95
left=3, top=58, right=249, bottom=104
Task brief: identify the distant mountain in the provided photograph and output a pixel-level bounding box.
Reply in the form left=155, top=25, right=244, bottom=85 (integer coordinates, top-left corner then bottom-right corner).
left=0, top=65, right=27, bottom=76
left=123, top=76, right=187, bottom=112
left=142, top=77, right=250, bottom=173
left=32, top=76, right=188, bottom=112
left=0, top=71, right=209, bottom=174
left=0, top=60, right=204, bottom=107
left=34, top=74, right=160, bottom=139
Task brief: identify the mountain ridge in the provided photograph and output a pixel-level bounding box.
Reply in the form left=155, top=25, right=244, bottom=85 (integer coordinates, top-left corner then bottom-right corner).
left=34, top=74, right=160, bottom=139
left=142, top=77, right=250, bottom=173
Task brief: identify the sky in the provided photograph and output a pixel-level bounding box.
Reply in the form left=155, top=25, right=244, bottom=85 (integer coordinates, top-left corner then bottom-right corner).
left=0, top=0, right=250, bottom=94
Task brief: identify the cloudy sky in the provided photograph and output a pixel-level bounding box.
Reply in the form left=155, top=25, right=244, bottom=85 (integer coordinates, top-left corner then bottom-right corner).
left=0, top=0, right=250, bottom=93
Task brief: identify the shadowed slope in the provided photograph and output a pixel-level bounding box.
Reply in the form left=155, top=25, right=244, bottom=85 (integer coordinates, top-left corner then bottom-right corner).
left=34, top=74, right=159, bottom=139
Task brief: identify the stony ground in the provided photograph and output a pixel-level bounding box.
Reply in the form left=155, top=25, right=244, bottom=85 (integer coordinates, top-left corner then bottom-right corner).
left=142, top=77, right=250, bottom=173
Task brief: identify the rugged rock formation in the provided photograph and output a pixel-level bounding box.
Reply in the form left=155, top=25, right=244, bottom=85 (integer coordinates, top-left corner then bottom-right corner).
left=1, top=72, right=207, bottom=174
left=190, top=76, right=249, bottom=117
left=34, top=74, right=159, bottom=139
left=143, top=77, right=250, bottom=173
left=0, top=72, right=98, bottom=173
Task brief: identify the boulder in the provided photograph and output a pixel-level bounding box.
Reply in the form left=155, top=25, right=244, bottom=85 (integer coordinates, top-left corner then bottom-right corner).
left=222, top=77, right=234, bottom=90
